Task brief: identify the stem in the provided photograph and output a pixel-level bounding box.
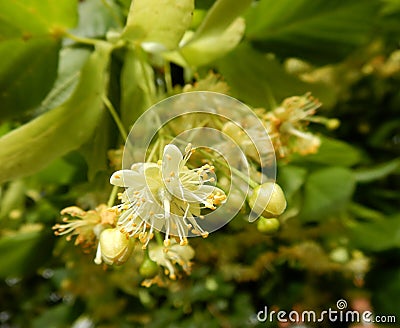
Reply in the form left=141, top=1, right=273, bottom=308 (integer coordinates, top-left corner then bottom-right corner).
left=103, top=95, right=128, bottom=140
left=101, top=0, right=124, bottom=28
left=164, top=61, right=173, bottom=94
left=64, top=31, right=100, bottom=46
left=107, top=185, right=119, bottom=207
left=265, top=85, right=277, bottom=110
left=154, top=231, right=164, bottom=246
left=215, top=156, right=259, bottom=189
left=136, top=47, right=157, bottom=104
left=196, top=148, right=259, bottom=189
left=147, top=138, right=160, bottom=162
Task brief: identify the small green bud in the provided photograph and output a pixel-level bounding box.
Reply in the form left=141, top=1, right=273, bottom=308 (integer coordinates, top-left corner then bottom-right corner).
left=329, top=247, right=349, bottom=264
left=257, top=217, right=280, bottom=234
left=139, top=256, right=159, bottom=278
left=248, top=182, right=287, bottom=218
left=98, top=228, right=133, bottom=265
left=326, top=118, right=340, bottom=130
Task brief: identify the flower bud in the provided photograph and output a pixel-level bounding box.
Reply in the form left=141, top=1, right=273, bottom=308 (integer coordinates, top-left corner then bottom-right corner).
left=248, top=182, right=287, bottom=218
left=326, top=118, right=340, bottom=130
left=257, top=217, right=280, bottom=234
left=139, top=256, right=159, bottom=278
left=221, top=121, right=243, bottom=144
left=98, top=228, right=133, bottom=265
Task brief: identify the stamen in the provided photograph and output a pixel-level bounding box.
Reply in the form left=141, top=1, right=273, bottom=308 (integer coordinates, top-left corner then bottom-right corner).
left=94, top=243, right=102, bottom=265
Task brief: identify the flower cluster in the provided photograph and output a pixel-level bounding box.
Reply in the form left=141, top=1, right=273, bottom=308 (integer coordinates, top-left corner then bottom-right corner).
left=110, top=144, right=226, bottom=249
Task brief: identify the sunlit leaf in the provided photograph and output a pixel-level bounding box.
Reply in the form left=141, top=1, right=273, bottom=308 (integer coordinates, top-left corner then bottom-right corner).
left=168, top=0, right=252, bottom=67
left=122, top=0, right=194, bottom=50
left=37, top=47, right=91, bottom=114
left=120, top=46, right=156, bottom=130
left=79, top=111, right=111, bottom=181
left=71, top=0, right=122, bottom=39
left=0, top=42, right=113, bottom=185
left=180, top=17, right=245, bottom=67
left=0, top=0, right=78, bottom=118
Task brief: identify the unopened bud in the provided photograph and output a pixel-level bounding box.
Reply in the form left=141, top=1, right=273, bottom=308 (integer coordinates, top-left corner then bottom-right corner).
left=98, top=228, right=133, bottom=265
left=257, top=217, right=280, bottom=234
left=326, top=118, right=340, bottom=130
left=139, top=256, right=159, bottom=278
left=222, top=121, right=243, bottom=143
left=248, top=182, right=287, bottom=218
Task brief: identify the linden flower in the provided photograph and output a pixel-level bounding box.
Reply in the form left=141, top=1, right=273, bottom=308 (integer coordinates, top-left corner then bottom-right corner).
left=263, top=93, right=323, bottom=157
left=110, top=144, right=226, bottom=248
left=148, top=240, right=195, bottom=280
left=52, top=204, right=117, bottom=247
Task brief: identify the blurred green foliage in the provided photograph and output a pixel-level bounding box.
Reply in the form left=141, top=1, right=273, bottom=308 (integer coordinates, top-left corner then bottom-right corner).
left=0, top=0, right=399, bottom=327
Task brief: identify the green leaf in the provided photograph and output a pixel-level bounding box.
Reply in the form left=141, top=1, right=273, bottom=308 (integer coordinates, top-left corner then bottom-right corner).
left=37, top=47, right=91, bottom=114
left=71, top=0, right=122, bottom=39
left=348, top=202, right=385, bottom=222
left=350, top=214, right=400, bottom=251
left=277, top=165, right=307, bottom=199
left=0, top=180, right=25, bottom=220
left=369, top=265, right=400, bottom=316
left=0, top=0, right=78, bottom=118
left=216, top=43, right=335, bottom=108
left=33, top=156, right=79, bottom=185
left=245, top=0, right=380, bottom=64
left=193, top=0, right=252, bottom=37
left=168, top=0, right=252, bottom=67
left=32, top=304, right=73, bottom=328
left=0, top=0, right=77, bottom=35
left=299, top=167, right=355, bottom=222
left=120, top=46, right=156, bottom=130
left=354, top=158, right=400, bottom=183
left=180, top=17, right=245, bottom=67
left=0, top=42, right=113, bottom=185
left=79, top=111, right=111, bottom=181
left=0, top=228, right=53, bottom=278
left=122, top=0, right=194, bottom=50
left=293, top=136, right=361, bottom=167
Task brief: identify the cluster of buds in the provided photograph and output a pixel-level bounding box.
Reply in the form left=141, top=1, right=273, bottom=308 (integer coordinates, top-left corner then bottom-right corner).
left=248, top=182, right=287, bottom=233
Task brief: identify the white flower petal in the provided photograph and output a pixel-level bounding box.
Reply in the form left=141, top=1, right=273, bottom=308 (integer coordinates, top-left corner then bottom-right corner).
left=110, top=170, right=145, bottom=187
left=178, top=185, right=225, bottom=203
left=162, top=144, right=182, bottom=180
